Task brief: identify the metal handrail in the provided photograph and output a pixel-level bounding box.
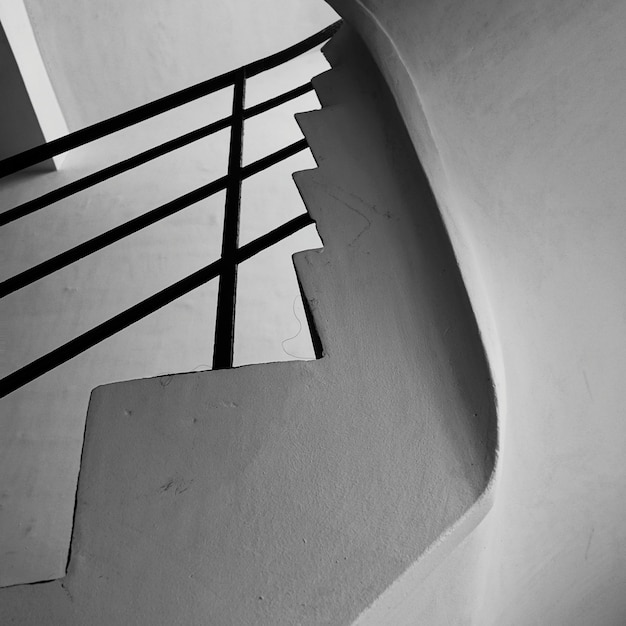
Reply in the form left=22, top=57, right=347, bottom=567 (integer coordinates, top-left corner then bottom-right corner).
left=0, top=21, right=340, bottom=178
left=0, top=82, right=315, bottom=228
left=0, top=21, right=341, bottom=397
left=0, top=214, right=313, bottom=398
left=0, top=139, right=308, bottom=299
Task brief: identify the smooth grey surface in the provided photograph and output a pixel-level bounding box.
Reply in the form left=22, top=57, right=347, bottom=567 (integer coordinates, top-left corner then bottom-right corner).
left=0, top=27, right=495, bottom=624
left=329, top=1, right=626, bottom=624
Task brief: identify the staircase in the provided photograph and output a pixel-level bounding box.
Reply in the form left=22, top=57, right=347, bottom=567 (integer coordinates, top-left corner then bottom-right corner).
left=0, top=23, right=496, bottom=625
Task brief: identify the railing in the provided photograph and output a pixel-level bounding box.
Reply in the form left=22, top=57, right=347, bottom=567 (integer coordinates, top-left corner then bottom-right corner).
left=0, top=21, right=341, bottom=398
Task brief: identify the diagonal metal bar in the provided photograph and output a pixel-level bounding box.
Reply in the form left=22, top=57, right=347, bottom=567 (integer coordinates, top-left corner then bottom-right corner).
left=0, top=116, right=233, bottom=228
left=213, top=69, right=246, bottom=370
left=0, top=139, right=309, bottom=299
left=0, top=82, right=314, bottom=229
left=0, top=21, right=340, bottom=178
left=0, top=212, right=313, bottom=398
left=244, top=81, right=314, bottom=119
left=244, top=21, right=340, bottom=78
left=0, top=70, right=236, bottom=180
left=242, top=138, right=307, bottom=178
left=236, top=212, right=313, bottom=263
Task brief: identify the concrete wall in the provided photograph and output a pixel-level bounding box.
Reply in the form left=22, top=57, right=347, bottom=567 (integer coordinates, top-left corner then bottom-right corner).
left=326, top=0, right=626, bottom=624
left=0, top=1, right=336, bottom=587
left=7, top=0, right=623, bottom=621
left=0, top=0, right=68, bottom=169
left=21, top=0, right=337, bottom=130
left=0, top=22, right=53, bottom=169
left=0, top=25, right=496, bottom=624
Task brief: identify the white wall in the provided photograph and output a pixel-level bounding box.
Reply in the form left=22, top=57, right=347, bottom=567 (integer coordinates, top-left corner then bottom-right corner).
left=22, top=0, right=337, bottom=130
left=9, top=0, right=624, bottom=619
left=0, top=22, right=52, bottom=168
left=0, top=0, right=68, bottom=169
left=0, top=0, right=336, bottom=587
left=327, top=0, right=626, bottom=624
left=0, top=25, right=495, bottom=624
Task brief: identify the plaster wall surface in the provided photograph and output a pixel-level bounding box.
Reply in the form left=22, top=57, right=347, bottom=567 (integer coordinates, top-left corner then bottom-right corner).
left=325, top=0, right=626, bottom=624
left=0, top=0, right=68, bottom=169
left=0, top=23, right=51, bottom=169
left=0, top=1, right=336, bottom=587
left=0, top=27, right=495, bottom=624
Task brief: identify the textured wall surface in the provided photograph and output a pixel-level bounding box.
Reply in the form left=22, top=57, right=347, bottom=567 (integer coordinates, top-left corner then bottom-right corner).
left=0, top=22, right=51, bottom=168
left=0, top=26, right=495, bottom=624
left=0, top=1, right=335, bottom=587
left=0, top=0, right=68, bottom=169
left=326, top=1, right=626, bottom=624
left=6, top=0, right=621, bottom=621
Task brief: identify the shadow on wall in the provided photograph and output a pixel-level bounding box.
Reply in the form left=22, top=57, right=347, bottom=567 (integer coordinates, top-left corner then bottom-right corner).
left=0, top=19, right=499, bottom=626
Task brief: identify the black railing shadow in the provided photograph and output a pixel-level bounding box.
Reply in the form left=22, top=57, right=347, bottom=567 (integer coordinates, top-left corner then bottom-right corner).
left=0, top=21, right=342, bottom=397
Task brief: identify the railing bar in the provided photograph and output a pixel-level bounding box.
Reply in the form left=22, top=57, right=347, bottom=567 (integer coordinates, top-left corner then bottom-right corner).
left=236, top=212, right=313, bottom=263
left=0, top=21, right=340, bottom=178
left=0, top=115, right=233, bottom=228
left=244, top=21, right=341, bottom=78
left=241, top=138, right=308, bottom=180
left=0, top=212, right=313, bottom=398
left=0, top=72, right=237, bottom=180
left=0, top=83, right=313, bottom=228
left=213, top=70, right=246, bottom=370
left=0, top=175, right=227, bottom=299
left=0, top=139, right=309, bottom=299
left=0, top=258, right=224, bottom=399
left=244, top=81, right=314, bottom=119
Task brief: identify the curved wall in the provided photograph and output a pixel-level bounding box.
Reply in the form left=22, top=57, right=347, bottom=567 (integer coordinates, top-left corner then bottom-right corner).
left=328, top=0, right=626, bottom=624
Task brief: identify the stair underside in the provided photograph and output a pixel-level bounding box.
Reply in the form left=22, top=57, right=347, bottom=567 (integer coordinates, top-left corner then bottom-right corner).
left=0, top=25, right=496, bottom=626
